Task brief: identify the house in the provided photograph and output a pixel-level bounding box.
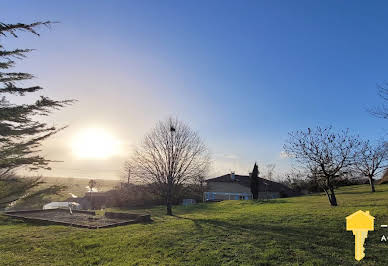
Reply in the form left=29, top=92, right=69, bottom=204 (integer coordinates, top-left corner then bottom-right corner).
left=204, top=172, right=297, bottom=201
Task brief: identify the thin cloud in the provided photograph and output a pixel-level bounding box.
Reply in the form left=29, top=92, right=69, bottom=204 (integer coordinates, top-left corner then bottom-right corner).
left=214, top=153, right=239, bottom=160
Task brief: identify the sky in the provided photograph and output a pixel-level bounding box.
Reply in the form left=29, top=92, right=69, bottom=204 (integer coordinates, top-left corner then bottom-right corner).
left=2, top=0, right=388, bottom=180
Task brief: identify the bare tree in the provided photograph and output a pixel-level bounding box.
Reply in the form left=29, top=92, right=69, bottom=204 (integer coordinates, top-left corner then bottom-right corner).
left=193, top=174, right=207, bottom=202
left=264, top=164, right=276, bottom=180
left=122, top=161, right=133, bottom=185
left=354, top=140, right=387, bottom=192
left=88, top=179, right=97, bottom=192
left=284, top=126, right=359, bottom=206
left=369, top=84, right=388, bottom=119
left=129, top=117, right=210, bottom=215
left=282, top=169, right=310, bottom=193
left=88, top=179, right=97, bottom=209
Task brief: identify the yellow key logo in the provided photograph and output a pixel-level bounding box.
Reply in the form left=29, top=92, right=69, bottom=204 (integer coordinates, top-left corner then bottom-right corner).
left=346, top=210, right=375, bottom=261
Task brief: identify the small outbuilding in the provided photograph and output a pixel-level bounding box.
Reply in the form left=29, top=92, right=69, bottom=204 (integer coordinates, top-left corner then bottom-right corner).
left=182, top=199, right=196, bottom=206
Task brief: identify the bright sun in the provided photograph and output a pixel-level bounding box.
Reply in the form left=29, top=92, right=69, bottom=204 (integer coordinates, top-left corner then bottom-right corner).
left=71, top=128, right=120, bottom=159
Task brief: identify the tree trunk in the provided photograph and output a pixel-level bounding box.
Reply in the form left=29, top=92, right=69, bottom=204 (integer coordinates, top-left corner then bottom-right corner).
left=323, top=176, right=337, bottom=206
left=253, top=192, right=258, bottom=200
left=90, top=191, right=93, bottom=210
left=369, top=176, right=376, bottom=192
left=166, top=180, right=173, bottom=216
left=328, top=186, right=337, bottom=206
left=166, top=201, right=172, bottom=216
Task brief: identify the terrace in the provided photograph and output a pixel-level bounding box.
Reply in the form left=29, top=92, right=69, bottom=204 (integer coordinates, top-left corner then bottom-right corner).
left=4, top=209, right=151, bottom=229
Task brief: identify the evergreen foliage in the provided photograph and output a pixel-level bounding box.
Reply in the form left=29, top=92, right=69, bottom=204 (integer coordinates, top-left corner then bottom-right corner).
left=0, top=21, right=72, bottom=208
left=250, top=162, right=259, bottom=199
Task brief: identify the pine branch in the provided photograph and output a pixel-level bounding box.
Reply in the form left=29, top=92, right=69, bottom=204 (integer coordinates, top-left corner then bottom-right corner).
left=0, top=72, right=35, bottom=83
left=0, top=174, right=65, bottom=208
left=0, top=97, right=74, bottom=122
left=0, top=121, right=54, bottom=138
left=0, top=60, right=15, bottom=69
left=0, top=84, right=42, bottom=95
left=0, top=20, right=72, bottom=209
left=0, top=21, right=53, bottom=37
left=0, top=48, right=33, bottom=59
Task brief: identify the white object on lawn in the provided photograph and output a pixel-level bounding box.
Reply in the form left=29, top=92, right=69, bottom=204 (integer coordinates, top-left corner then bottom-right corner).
left=43, top=202, right=80, bottom=210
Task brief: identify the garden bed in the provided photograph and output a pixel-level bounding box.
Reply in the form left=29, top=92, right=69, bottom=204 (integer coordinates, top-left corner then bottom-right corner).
left=4, top=209, right=151, bottom=229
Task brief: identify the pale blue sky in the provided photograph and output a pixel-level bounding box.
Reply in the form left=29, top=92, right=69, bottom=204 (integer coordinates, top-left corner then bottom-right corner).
left=2, top=0, right=387, bottom=179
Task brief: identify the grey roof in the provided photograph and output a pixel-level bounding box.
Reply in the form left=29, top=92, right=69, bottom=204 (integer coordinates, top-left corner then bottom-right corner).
left=206, top=173, right=295, bottom=193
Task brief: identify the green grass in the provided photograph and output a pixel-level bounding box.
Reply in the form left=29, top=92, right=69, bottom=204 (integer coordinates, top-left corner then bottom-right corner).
left=2, top=185, right=388, bottom=265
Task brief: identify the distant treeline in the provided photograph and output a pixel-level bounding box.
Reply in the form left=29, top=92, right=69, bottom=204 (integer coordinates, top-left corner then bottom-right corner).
left=280, top=176, right=370, bottom=194
left=74, top=182, right=206, bottom=209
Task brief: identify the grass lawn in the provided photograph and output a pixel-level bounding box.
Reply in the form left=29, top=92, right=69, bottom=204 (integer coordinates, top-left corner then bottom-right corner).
left=1, top=185, right=388, bottom=265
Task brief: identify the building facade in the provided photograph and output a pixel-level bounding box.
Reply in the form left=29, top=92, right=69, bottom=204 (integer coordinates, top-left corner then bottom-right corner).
left=204, top=172, right=296, bottom=201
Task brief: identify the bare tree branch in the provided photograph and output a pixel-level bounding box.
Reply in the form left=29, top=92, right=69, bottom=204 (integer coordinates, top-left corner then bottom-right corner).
left=369, top=84, right=388, bottom=119
left=353, top=140, right=388, bottom=192
left=128, top=117, right=210, bottom=215
left=284, top=126, right=360, bottom=206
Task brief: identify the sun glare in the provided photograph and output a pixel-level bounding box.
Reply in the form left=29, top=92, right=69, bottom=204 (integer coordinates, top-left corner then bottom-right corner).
left=71, top=128, right=120, bottom=159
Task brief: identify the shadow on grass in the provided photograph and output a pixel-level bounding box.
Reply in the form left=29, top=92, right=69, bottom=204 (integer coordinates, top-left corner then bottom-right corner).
left=0, top=214, right=49, bottom=227
left=251, top=199, right=288, bottom=204
left=0, top=214, right=68, bottom=227
left=0, top=214, right=21, bottom=225
left=172, top=214, right=353, bottom=263
left=337, top=190, right=385, bottom=195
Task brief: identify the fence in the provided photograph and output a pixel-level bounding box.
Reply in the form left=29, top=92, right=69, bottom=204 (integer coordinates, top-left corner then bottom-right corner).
left=204, top=192, right=253, bottom=201
left=204, top=191, right=280, bottom=201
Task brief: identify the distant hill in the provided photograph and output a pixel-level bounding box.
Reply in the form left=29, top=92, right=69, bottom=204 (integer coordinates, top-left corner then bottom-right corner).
left=42, top=176, right=120, bottom=199
left=376, top=169, right=388, bottom=184
left=7, top=176, right=121, bottom=210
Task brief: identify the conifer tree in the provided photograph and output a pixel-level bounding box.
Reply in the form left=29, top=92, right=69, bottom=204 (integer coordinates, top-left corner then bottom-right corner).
left=0, top=21, right=72, bottom=208
left=250, top=163, right=259, bottom=199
